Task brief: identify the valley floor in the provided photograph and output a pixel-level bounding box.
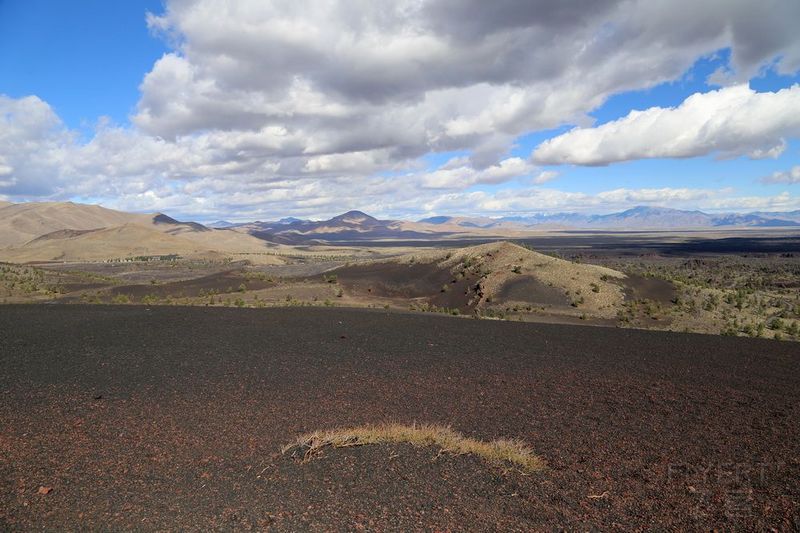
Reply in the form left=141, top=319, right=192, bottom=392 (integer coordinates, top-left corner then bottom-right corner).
left=2, top=236, right=799, bottom=340
left=1, top=305, right=798, bottom=530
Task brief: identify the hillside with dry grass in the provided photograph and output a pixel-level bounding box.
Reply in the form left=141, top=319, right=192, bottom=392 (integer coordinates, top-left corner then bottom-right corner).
left=0, top=201, right=153, bottom=248
left=0, top=201, right=284, bottom=264
left=333, top=241, right=629, bottom=321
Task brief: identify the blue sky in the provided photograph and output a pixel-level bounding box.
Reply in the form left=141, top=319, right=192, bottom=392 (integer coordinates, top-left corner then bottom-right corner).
left=0, top=0, right=167, bottom=131
left=1, top=0, right=799, bottom=220
left=511, top=51, right=800, bottom=200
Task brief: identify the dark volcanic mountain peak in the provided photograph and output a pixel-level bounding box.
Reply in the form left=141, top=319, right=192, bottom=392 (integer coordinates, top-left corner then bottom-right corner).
left=329, top=210, right=380, bottom=225
left=153, top=213, right=211, bottom=232
left=153, top=213, right=180, bottom=224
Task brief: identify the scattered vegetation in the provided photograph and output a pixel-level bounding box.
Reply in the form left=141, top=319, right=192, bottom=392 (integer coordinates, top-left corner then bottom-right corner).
left=111, top=294, right=131, bottom=304
left=282, top=423, right=544, bottom=473
left=583, top=254, right=800, bottom=341
left=103, top=254, right=181, bottom=263
left=409, top=302, right=462, bottom=316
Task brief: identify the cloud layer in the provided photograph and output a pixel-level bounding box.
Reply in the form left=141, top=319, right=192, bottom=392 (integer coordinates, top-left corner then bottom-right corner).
left=762, top=166, right=800, bottom=185
left=1, top=0, right=800, bottom=219
left=136, top=0, right=800, bottom=166
left=533, top=85, right=800, bottom=165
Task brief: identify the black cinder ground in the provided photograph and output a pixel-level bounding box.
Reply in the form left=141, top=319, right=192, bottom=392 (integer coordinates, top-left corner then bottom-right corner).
left=1, top=305, right=798, bottom=530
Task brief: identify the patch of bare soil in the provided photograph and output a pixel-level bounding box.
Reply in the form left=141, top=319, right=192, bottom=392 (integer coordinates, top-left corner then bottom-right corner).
left=335, top=260, right=488, bottom=311
left=41, top=260, right=244, bottom=284
left=249, top=261, right=345, bottom=279
left=620, top=273, right=677, bottom=304
left=269, top=443, right=538, bottom=530
left=57, top=282, right=112, bottom=294
left=104, top=270, right=276, bottom=300
left=495, top=276, right=569, bottom=307
left=335, top=261, right=454, bottom=299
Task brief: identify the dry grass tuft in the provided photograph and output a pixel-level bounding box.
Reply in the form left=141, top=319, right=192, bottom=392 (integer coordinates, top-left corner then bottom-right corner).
left=281, top=423, right=544, bottom=473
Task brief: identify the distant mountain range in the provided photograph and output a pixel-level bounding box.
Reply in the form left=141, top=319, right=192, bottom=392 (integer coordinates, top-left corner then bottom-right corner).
left=1, top=201, right=798, bottom=261
left=419, top=206, right=800, bottom=230
left=223, top=206, right=800, bottom=243
left=232, top=210, right=448, bottom=244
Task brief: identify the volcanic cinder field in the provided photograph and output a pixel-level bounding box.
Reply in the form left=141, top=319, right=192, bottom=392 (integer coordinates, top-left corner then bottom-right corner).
left=6, top=0, right=800, bottom=529
left=2, top=305, right=799, bottom=530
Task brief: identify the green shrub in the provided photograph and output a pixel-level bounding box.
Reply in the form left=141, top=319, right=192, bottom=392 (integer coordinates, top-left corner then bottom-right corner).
left=768, top=317, right=785, bottom=331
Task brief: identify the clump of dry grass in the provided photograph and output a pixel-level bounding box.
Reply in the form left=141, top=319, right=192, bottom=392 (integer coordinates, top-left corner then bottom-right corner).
left=281, top=423, right=544, bottom=473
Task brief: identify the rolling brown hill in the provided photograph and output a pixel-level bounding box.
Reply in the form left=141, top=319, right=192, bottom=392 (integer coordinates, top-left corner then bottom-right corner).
left=332, top=241, right=634, bottom=321
left=0, top=224, right=216, bottom=262
left=0, top=201, right=283, bottom=263
left=0, top=201, right=152, bottom=248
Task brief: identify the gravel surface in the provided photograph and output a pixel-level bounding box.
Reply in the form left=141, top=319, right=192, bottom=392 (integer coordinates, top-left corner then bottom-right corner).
left=1, top=305, right=798, bottom=530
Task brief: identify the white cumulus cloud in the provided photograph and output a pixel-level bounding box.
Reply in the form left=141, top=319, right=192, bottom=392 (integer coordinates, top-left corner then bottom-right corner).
left=761, top=165, right=800, bottom=184
left=532, top=170, right=558, bottom=185
left=533, top=84, right=800, bottom=165
left=420, top=157, right=534, bottom=189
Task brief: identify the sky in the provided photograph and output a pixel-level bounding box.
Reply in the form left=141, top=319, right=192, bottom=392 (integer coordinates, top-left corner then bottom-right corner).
left=1, top=0, right=800, bottom=222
